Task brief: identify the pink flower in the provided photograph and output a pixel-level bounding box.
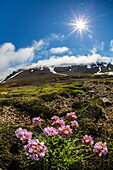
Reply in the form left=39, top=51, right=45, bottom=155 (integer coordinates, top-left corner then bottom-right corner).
left=24, top=139, right=47, bottom=160
left=71, top=120, right=79, bottom=127
left=66, top=112, right=77, bottom=120
left=43, top=127, right=58, bottom=137
left=58, top=125, right=72, bottom=139
left=52, top=119, right=65, bottom=127
left=51, top=115, right=59, bottom=121
left=15, top=128, right=32, bottom=143
left=93, top=142, right=108, bottom=156
left=32, top=117, right=42, bottom=125
left=82, top=135, right=94, bottom=145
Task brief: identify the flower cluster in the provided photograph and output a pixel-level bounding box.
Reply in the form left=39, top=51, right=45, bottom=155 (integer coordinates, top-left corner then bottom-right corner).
left=71, top=120, right=79, bottom=127
left=93, top=142, right=108, bottom=156
left=52, top=119, right=65, bottom=127
left=32, top=117, right=42, bottom=125
left=15, top=128, right=32, bottom=143
left=58, top=125, right=72, bottom=139
left=82, top=135, right=94, bottom=145
left=24, top=139, right=47, bottom=160
left=51, top=115, right=59, bottom=121
left=15, top=112, right=109, bottom=163
left=66, top=112, right=77, bottom=120
left=43, top=127, right=58, bottom=137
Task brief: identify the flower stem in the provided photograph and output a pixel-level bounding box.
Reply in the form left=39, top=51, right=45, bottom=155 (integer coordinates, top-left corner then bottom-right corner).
left=39, top=124, right=43, bottom=132
left=83, top=153, right=95, bottom=159
left=51, top=137, right=55, bottom=145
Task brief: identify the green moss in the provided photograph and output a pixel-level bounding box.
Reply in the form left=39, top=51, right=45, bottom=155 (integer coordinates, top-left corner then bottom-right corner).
left=0, top=98, right=11, bottom=106
left=72, top=100, right=85, bottom=110
left=72, top=89, right=84, bottom=94
left=0, top=83, right=84, bottom=119
left=10, top=97, right=57, bottom=119
left=8, top=82, right=18, bottom=87
left=0, top=82, right=85, bottom=102
left=78, top=118, right=99, bottom=137
left=58, top=89, right=70, bottom=98
left=0, top=124, right=29, bottom=170
left=40, top=92, right=60, bottom=102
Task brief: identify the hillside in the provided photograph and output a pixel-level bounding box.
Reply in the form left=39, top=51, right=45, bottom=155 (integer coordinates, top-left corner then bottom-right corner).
left=1, top=62, right=113, bottom=84
left=0, top=74, right=113, bottom=169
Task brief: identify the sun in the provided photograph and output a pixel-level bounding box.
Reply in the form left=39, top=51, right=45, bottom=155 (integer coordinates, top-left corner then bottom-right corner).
left=74, top=18, right=89, bottom=34
left=76, top=20, right=85, bottom=30
left=68, top=15, right=91, bottom=36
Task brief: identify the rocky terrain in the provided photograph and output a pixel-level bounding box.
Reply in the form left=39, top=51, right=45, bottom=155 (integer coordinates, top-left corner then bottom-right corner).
left=0, top=74, right=113, bottom=169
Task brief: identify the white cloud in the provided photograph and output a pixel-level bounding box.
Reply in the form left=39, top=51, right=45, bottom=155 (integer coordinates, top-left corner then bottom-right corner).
left=0, top=42, right=34, bottom=79
left=89, top=42, right=105, bottom=56
left=26, top=54, right=102, bottom=69
left=110, top=40, right=113, bottom=52
left=32, top=40, right=45, bottom=51
left=100, top=41, right=104, bottom=51
left=89, top=47, right=97, bottom=54
left=101, top=57, right=111, bottom=63
left=50, top=47, right=69, bottom=54
left=112, top=59, right=113, bottom=64
left=33, top=34, right=65, bottom=59
left=88, top=34, right=92, bottom=39
left=33, top=33, right=65, bottom=52
left=93, top=41, right=105, bottom=52
left=0, top=33, right=65, bottom=80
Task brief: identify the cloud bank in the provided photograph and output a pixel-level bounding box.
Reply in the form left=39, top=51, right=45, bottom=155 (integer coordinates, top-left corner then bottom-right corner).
left=0, top=34, right=64, bottom=79
left=0, top=33, right=113, bottom=80
left=0, top=42, right=34, bottom=79
left=26, top=54, right=108, bottom=69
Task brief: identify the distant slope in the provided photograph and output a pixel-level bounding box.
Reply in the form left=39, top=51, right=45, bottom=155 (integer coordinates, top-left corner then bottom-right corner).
left=1, top=62, right=113, bottom=84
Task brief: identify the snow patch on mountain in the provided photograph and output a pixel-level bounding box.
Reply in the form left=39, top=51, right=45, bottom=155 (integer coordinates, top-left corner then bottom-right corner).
left=49, top=67, right=67, bottom=76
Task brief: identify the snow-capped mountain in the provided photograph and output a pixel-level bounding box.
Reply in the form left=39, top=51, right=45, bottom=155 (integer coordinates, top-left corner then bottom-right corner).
left=1, top=62, right=113, bottom=83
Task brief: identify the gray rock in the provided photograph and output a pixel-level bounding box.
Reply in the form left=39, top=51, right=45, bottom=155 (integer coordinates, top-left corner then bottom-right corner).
left=101, top=98, right=112, bottom=106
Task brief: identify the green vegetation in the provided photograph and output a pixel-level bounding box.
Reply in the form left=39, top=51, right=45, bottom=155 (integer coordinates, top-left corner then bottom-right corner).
left=0, top=124, right=31, bottom=169
left=0, top=83, right=85, bottom=118
left=0, top=79, right=113, bottom=169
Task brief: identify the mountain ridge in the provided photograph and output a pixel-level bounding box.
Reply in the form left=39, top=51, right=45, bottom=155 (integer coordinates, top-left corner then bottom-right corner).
left=1, top=62, right=113, bottom=84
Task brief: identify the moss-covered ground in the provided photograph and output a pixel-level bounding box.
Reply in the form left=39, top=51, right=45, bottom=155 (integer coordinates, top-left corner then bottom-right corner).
left=0, top=77, right=113, bottom=169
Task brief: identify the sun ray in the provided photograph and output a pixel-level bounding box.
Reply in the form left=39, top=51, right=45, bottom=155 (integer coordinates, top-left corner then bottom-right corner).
left=67, top=14, right=92, bottom=37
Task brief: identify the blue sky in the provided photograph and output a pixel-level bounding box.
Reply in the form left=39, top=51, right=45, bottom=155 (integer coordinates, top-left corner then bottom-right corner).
left=0, top=0, right=113, bottom=79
